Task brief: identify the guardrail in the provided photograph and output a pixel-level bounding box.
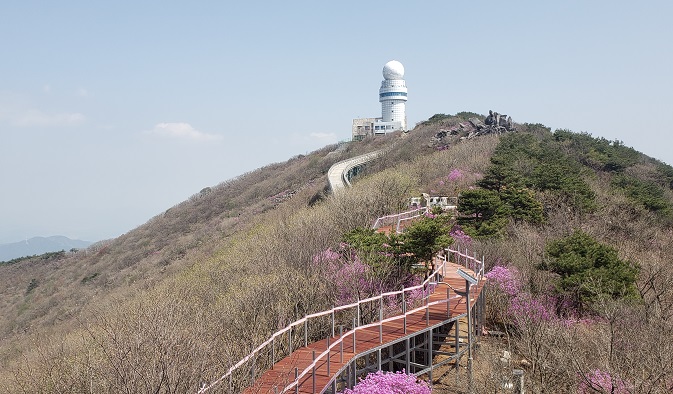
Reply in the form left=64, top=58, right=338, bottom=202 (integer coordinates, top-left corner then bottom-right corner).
left=198, top=247, right=485, bottom=394
left=327, top=150, right=385, bottom=191
left=371, top=207, right=428, bottom=232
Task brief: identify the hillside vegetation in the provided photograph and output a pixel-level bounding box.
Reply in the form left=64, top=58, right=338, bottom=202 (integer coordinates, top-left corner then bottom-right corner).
left=1, top=113, right=672, bottom=393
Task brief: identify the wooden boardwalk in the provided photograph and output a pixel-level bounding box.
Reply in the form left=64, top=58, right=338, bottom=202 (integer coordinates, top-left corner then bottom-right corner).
left=242, top=261, right=485, bottom=394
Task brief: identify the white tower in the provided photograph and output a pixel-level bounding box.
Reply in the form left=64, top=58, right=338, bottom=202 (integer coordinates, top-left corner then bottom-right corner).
left=379, top=60, right=407, bottom=130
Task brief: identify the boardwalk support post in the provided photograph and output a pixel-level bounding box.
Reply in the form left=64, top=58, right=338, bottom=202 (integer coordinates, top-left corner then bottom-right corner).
left=405, top=337, right=410, bottom=373
left=513, top=369, right=525, bottom=394
left=312, top=350, right=316, bottom=394
left=454, top=317, right=460, bottom=378
left=466, top=279, right=474, bottom=394
left=429, top=328, right=433, bottom=383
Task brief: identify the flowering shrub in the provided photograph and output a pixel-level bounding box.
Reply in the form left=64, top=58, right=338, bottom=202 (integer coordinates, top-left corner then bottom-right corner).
left=332, top=258, right=380, bottom=304
left=448, top=168, right=463, bottom=182
left=449, top=227, right=472, bottom=247
left=485, top=265, right=520, bottom=297
left=578, top=369, right=632, bottom=394
left=509, top=293, right=556, bottom=324
left=340, top=370, right=431, bottom=394
left=312, top=247, right=341, bottom=265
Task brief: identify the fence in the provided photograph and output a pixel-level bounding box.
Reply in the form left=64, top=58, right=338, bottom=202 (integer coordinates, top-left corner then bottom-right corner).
left=371, top=207, right=429, bottom=233
left=198, top=246, right=486, bottom=394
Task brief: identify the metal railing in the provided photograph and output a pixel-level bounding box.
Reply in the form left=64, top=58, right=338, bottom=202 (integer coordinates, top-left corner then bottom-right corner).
left=198, top=247, right=485, bottom=394
left=327, top=150, right=385, bottom=191
left=371, top=207, right=429, bottom=232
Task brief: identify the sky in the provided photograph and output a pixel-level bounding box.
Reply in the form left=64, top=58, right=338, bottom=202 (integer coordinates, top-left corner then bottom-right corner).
left=1, top=1, right=672, bottom=244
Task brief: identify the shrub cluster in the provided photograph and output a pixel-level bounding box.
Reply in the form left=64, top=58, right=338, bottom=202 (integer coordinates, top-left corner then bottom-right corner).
left=543, top=230, right=639, bottom=307
left=340, top=370, right=431, bottom=394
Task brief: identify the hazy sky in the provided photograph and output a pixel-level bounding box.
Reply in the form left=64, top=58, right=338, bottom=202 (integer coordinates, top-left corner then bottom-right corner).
left=1, top=1, right=672, bottom=243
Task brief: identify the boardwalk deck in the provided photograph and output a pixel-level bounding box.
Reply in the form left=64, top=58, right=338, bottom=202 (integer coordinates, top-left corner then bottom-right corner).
left=242, top=261, right=484, bottom=394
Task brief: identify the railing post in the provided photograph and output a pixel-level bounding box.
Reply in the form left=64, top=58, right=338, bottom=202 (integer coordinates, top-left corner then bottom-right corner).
left=340, top=325, right=344, bottom=363
left=380, top=293, right=384, bottom=322
left=352, top=317, right=357, bottom=353
left=272, top=336, right=275, bottom=369
left=327, top=336, right=331, bottom=376
left=402, top=288, right=406, bottom=314
left=331, top=308, right=335, bottom=338
left=442, top=255, right=446, bottom=278
left=356, top=299, right=361, bottom=327
left=426, top=302, right=429, bottom=326
left=294, top=367, right=299, bottom=394
left=447, top=288, right=450, bottom=317
left=312, top=349, right=316, bottom=394
left=379, top=303, right=383, bottom=344
left=304, top=319, right=308, bottom=347
left=289, top=326, right=292, bottom=354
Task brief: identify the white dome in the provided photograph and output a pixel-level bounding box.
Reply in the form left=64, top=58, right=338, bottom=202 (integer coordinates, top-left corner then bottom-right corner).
left=382, top=60, right=404, bottom=80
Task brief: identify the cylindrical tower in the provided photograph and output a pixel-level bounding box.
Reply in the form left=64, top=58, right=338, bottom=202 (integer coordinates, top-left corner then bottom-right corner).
left=379, top=60, right=407, bottom=130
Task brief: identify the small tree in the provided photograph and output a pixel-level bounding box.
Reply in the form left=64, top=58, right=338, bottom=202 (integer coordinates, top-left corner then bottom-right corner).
left=400, top=216, right=452, bottom=265
left=543, top=231, right=639, bottom=307
left=458, top=189, right=509, bottom=237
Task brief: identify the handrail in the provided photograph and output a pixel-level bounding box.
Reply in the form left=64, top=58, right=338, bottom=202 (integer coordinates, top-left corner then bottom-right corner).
left=285, top=293, right=463, bottom=394
left=197, top=246, right=486, bottom=394
left=327, top=150, right=385, bottom=191
left=372, top=207, right=428, bottom=230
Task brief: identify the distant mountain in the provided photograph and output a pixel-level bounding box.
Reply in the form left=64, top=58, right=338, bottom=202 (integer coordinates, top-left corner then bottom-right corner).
left=0, top=236, right=92, bottom=262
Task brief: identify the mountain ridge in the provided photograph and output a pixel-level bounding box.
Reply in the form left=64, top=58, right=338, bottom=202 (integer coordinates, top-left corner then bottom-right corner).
left=0, top=235, right=92, bottom=262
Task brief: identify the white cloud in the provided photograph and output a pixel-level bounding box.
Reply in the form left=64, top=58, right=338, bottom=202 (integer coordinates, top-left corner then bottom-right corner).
left=146, top=122, right=222, bottom=141
left=309, top=132, right=337, bottom=143
left=10, top=109, right=85, bottom=127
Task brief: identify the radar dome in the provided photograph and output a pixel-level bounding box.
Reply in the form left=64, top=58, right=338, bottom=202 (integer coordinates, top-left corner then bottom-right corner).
left=382, top=60, right=404, bottom=80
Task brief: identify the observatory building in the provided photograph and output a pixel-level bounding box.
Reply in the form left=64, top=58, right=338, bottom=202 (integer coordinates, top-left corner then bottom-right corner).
left=352, top=60, right=408, bottom=141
